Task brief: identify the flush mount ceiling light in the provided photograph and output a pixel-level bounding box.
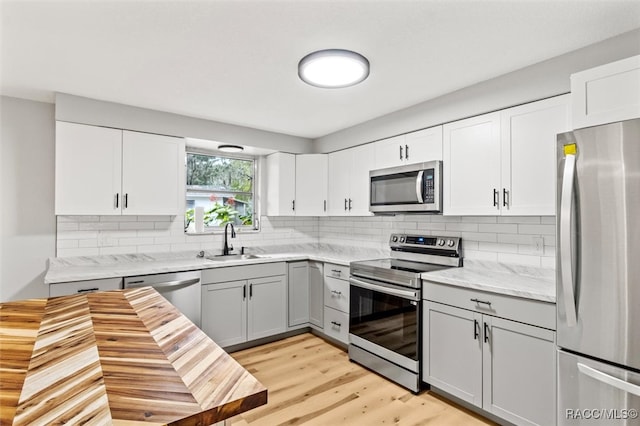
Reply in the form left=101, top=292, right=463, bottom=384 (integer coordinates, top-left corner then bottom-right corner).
left=298, top=49, right=370, bottom=88
left=218, top=144, right=244, bottom=153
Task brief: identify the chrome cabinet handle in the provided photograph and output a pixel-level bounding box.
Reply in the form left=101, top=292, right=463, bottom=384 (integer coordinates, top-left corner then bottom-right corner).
left=578, top=363, right=640, bottom=397
left=405, top=144, right=409, bottom=160
left=470, top=298, right=492, bottom=306
left=560, top=152, right=578, bottom=327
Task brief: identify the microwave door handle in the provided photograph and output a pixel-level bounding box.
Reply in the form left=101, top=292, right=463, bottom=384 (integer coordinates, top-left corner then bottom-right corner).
left=415, top=170, right=424, bottom=203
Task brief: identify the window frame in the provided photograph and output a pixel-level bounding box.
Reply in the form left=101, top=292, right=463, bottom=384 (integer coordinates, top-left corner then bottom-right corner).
left=184, top=149, right=260, bottom=234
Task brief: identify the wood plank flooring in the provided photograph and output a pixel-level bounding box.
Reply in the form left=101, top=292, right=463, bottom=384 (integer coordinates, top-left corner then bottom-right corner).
left=228, top=333, right=497, bottom=426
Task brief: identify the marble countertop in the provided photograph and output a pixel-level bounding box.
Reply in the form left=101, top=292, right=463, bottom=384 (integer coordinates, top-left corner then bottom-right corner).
left=422, top=259, right=556, bottom=303
left=46, top=245, right=555, bottom=304
left=45, top=244, right=388, bottom=284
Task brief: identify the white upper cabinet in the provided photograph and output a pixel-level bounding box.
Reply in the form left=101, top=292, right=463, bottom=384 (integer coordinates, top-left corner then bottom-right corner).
left=444, top=95, right=570, bottom=216
left=265, top=152, right=296, bottom=215
left=501, top=95, right=571, bottom=216
left=571, top=55, right=640, bottom=129
left=443, top=112, right=502, bottom=216
left=121, top=130, right=184, bottom=215
left=374, top=126, right=443, bottom=170
left=55, top=122, right=184, bottom=216
left=328, top=143, right=375, bottom=216
left=295, top=154, right=328, bottom=216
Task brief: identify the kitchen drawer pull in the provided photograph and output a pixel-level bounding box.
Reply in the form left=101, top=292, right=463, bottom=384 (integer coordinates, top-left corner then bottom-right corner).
left=331, top=321, right=341, bottom=328
left=470, top=298, right=492, bottom=306
left=77, top=287, right=99, bottom=293
left=330, top=290, right=342, bottom=296
left=331, top=269, right=342, bottom=275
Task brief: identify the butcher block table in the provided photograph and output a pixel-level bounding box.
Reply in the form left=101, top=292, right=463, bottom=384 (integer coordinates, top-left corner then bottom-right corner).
left=0, top=287, right=267, bottom=425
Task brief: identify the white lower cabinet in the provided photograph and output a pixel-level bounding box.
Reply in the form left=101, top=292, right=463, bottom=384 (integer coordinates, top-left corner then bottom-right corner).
left=201, top=263, right=287, bottom=348
left=423, top=283, right=556, bottom=426
left=322, top=263, right=350, bottom=344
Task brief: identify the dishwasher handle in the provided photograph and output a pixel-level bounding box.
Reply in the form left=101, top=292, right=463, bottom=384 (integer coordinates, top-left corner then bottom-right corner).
left=125, top=277, right=200, bottom=289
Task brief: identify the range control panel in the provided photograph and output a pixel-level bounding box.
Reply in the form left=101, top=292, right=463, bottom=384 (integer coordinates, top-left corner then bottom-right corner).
left=389, top=233, right=461, bottom=252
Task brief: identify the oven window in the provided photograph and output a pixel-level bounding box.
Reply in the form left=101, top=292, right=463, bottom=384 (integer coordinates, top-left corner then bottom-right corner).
left=370, top=172, right=421, bottom=205
left=349, top=284, right=419, bottom=361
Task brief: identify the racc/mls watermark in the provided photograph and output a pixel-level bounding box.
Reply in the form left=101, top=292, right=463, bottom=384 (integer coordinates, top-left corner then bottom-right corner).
left=566, top=409, right=638, bottom=420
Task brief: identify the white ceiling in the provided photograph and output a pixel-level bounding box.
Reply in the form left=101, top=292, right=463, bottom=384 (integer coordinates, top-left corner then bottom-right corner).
left=2, top=1, right=640, bottom=139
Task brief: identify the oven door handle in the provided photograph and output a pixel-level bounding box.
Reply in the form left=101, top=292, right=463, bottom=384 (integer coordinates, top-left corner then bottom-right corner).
left=349, top=277, right=418, bottom=300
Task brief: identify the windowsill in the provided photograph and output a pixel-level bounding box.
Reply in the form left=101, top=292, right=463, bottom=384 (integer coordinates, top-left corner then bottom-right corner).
left=185, top=228, right=260, bottom=236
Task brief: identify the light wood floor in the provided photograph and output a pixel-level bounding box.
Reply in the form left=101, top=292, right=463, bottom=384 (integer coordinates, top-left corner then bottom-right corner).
left=228, top=333, right=497, bottom=426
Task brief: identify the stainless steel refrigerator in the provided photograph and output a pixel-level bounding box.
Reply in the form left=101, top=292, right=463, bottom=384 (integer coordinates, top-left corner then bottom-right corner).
left=557, top=118, right=640, bottom=425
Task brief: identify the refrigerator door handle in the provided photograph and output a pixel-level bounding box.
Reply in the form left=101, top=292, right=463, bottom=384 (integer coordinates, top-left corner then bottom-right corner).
left=560, top=153, right=578, bottom=327
left=577, top=363, right=640, bottom=397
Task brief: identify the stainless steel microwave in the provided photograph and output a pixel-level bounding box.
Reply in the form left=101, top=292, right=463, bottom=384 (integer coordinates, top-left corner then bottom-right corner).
left=369, top=160, right=442, bottom=213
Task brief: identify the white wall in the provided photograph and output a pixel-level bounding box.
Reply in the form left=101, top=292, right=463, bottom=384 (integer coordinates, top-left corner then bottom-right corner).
left=56, top=93, right=314, bottom=154
left=1, top=96, right=56, bottom=301
left=314, top=28, right=640, bottom=153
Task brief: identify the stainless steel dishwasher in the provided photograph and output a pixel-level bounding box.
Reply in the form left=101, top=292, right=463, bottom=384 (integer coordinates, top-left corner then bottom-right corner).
left=124, top=270, right=202, bottom=327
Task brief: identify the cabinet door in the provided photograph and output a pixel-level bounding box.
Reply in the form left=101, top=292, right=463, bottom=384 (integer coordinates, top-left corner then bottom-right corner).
left=55, top=122, right=122, bottom=215
left=266, top=152, right=296, bottom=215
left=201, top=281, right=247, bottom=347
left=404, top=125, right=443, bottom=163
left=482, top=316, right=556, bottom=426
left=348, top=144, right=375, bottom=216
left=423, top=301, right=482, bottom=407
left=374, top=135, right=405, bottom=169
left=248, top=275, right=287, bottom=341
left=288, top=262, right=310, bottom=327
left=443, top=112, right=501, bottom=215
left=308, top=261, right=324, bottom=328
left=295, top=154, right=327, bottom=216
left=327, top=149, right=351, bottom=216
left=501, top=95, right=570, bottom=216
left=121, top=131, right=184, bottom=215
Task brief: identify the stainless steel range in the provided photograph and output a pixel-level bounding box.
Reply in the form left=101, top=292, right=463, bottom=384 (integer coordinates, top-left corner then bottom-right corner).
left=349, top=234, right=462, bottom=392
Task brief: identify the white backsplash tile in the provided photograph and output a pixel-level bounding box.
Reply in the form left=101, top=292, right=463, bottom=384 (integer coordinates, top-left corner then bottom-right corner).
left=55, top=214, right=556, bottom=268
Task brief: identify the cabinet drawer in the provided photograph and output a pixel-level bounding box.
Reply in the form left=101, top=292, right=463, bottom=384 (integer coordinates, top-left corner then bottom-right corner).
left=202, top=262, right=286, bottom=284
left=324, top=263, right=349, bottom=280
left=324, top=276, right=349, bottom=312
left=323, top=306, right=349, bottom=344
left=423, top=281, right=555, bottom=330
left=49, top=277, right=122, bottom=297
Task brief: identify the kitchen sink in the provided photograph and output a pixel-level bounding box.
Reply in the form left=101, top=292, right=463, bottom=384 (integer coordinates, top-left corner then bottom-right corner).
left=205, top=254, right=266, bottom=262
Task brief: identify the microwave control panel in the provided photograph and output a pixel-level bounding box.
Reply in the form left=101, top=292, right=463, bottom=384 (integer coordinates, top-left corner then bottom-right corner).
left=424, top=168, right=435, bottom=204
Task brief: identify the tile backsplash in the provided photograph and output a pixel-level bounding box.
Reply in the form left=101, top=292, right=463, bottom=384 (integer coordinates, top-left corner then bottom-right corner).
left=56, top=214, right=555, bottom=269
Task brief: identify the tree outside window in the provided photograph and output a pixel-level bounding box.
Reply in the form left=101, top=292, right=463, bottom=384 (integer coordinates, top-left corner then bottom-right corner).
left=185, top=152, right=256, bottom=232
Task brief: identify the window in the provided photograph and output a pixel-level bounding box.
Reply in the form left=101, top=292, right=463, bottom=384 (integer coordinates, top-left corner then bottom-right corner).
left=185, top=151, right=257, bottom=232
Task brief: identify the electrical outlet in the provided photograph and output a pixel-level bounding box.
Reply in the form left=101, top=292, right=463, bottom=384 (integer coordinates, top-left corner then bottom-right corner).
left=533, top=237, right=544, bottom=255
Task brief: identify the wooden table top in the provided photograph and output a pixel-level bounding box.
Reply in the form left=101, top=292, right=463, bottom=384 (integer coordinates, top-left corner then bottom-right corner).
left=0, top=287, right=267, bottom=425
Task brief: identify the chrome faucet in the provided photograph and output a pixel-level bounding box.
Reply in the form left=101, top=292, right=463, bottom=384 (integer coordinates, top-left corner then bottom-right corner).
left=223, top=223, right=236, bottom=255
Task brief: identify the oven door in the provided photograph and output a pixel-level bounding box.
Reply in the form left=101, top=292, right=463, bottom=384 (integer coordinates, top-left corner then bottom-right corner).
left=349, top=275, right=420, bottom=367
